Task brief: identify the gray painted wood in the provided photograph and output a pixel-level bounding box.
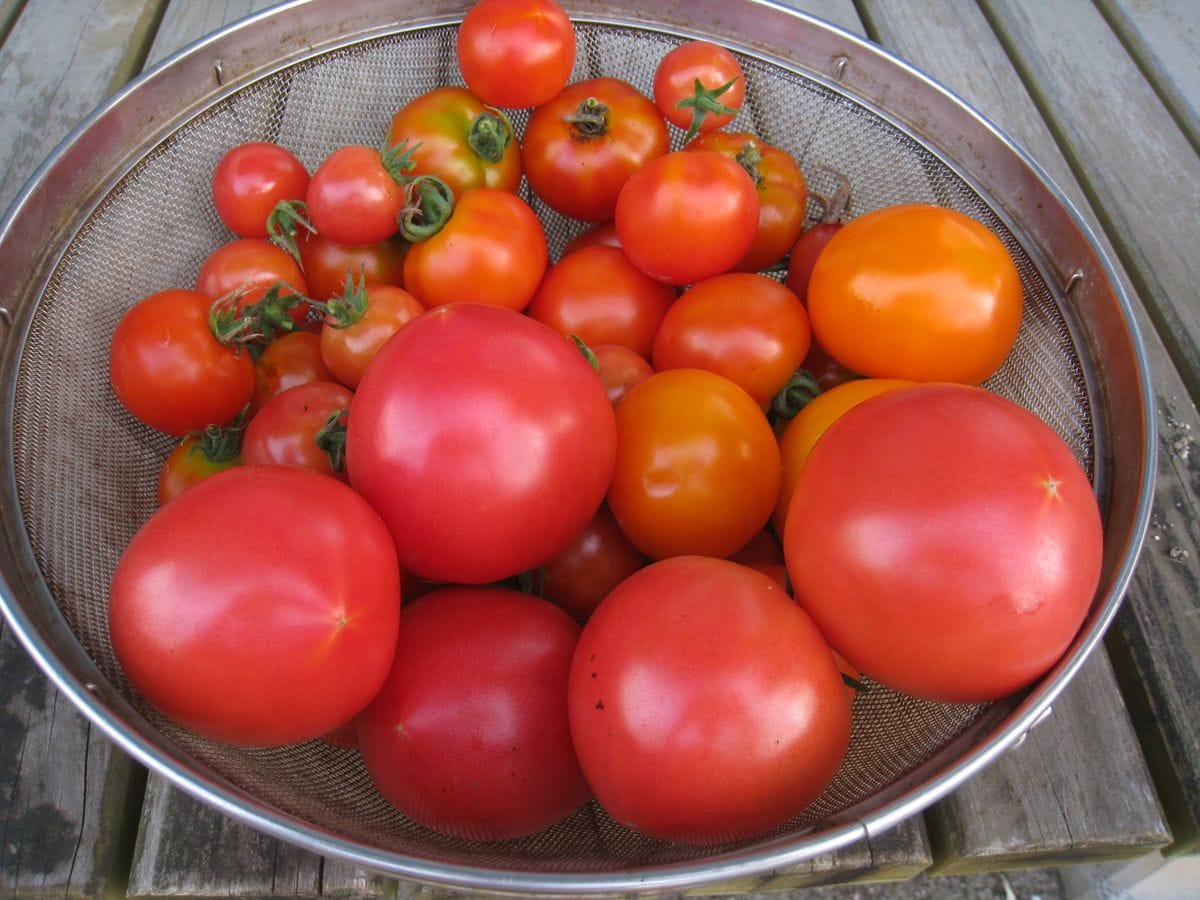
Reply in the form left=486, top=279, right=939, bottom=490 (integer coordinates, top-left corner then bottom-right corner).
left=146, top=0, right=277, bottom=66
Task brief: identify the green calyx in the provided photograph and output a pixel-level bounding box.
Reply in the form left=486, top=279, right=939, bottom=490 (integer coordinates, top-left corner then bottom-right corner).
left=399, top=175, right=455, bottom=242
left=314, top=408, right=349, bottom=474
left=468, top=109, right=515, bottom=163
left=265, top=199, right=315, bottom=264
left=770, top=369, right=822, bottom=422
left=677, top=75, right=741, bottom=143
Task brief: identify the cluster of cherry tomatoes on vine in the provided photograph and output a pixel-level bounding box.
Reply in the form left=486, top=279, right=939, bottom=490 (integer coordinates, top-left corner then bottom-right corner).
left=106, top=0, right=1107, bottom=847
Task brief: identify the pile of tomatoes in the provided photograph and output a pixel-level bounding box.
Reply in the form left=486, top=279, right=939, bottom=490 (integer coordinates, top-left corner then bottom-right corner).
left=105, top=0, right=1106, bottom=847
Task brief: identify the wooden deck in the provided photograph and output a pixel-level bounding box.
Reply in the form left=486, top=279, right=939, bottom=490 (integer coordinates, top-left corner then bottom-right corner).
left=1, top=0, right=1198, bottom=896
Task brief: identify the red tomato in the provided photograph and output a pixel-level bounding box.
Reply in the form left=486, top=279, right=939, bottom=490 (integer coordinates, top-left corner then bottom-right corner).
left=773, top=377, right=913, bottom=532
left=359, top=586, right=589, bottom=840
left=241, top=381, right=353, bottom=481
left=249, top=331, right=335, bottom=414
left=456, top=0, right=576, bottom=109
left=785, top=221, right=843, bottom=306
left=808, top=204, right=1023, bottom=384
left=797, top=334, right=860, bottom=393
left=607, top=368, right=781, bottom=559
left=306, top=145, right=406, bottom=245
left=346, top=304, right=617, bottom=584
left=297, top=232, right=406, bottom=302
left=109, top=466, right=401, bottom=746
left=653, top=41, right=745, bottom=140
left=522, top=77, right=669, bottom=222
left=591, top=343, right=654, bottom=407
left=157, top=421, right=244, bottom=506
left=195, top=238, right=309, bottom=327
left=109, top=289, right=254, bottom=436
left=211, top=142, right=310, bottom=240
left=402, top=188, right=548, bottom=312
left=652, top=273, right=811, bottom=408
left=385, top=86, right=522, bottom=197
left=568, top=556, right=851, bottom=844
left=526, top=245, right=676, bottom=358
left=685, top=131, right=807, bottom=272
left=319, top=282, right=425, bottom=389
left=785, top=383, right=1104, bottom=703
left=615, top=150, right=759, bottom=285
left=536, top=504, right=648, bottom=621
left=561, top=220, right=620, bottom=256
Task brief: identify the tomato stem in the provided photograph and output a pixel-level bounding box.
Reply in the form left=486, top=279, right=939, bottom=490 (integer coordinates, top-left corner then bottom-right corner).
left=563, top=97, right=610, bottom=139
left=399, top=175, right=455, bottom=242
left=841, top=672, right=868, bottom=693
left=265, top=199, right=315, bottom=264
left=677, top=76, right=741, bottom=143
left=188, top=408, right=247, bottom=464
left=314, top=408, right=349, bottom=474
left=733, top=140, right=764, bottom=187
left=807, top=165, right=853, bottom=224
left=568, top=334, right=600, bottom=373
left=208, top=281, right=306, bottom=350
left=771, top=369, right=822, bottom=422
left=468, top=109, right=515, bottom=163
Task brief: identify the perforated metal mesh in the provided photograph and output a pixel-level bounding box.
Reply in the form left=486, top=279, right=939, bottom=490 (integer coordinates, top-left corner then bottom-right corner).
left=9, top=21, right=1093, bottom=874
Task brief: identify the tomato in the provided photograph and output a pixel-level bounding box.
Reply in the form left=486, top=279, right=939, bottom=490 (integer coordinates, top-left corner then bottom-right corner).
left=297, top=232, right=406, bottom=302
left=685, top=131, right=807, bottom=272
left=402, top=188, right=547, bottom=312
left=797, top=335, right=860, bottom=393
left=727, top=528, right=787, bottom=590
left=784, top=383, right=1104, bottom=703
left=241, top=381, right=353, bottom=481
left=561, top=220, right=620, bottom=256
left=358, top=586, right=589, bottom=840
left=319, top=282, right=424, bottom=389
left=109, top=289, right=254, bottom=436
left=785, top=221, right=842, bottom=306
left=456, top=0, right=576, bottom=109
left=249, top=331, right=335, bottom=414
left=807, top=203, right=1023, bottom=384
left=157, top=420, right=244, bottom=506
left=535, top=504, right=648, bottom=621
left=607, top=368, right=781, bottom=559
left=346, top=304, right=617, bottom=584
left=653, top=40, right=745, bottom=140
left=591, top=343, right=654, bottom=407
left=568, top=556, right=851, bottom=844
left=773, top=377, right=913, bottom=532
left=652, top=273, right=811, bottom=408
left=385, top=86, right=522, bottom=197
left=615, top=150, right=759, bottom=285
left=109, top=465, right=401, bottom=746
left=522, top=77, right=669, bottom=222
left=306, top=145, right=406, bottom=245
left=526, top=245, right=676, bottom=358
left=211, top=142, right=310, bottom=240
left=195, top=238, right=309, bottom=327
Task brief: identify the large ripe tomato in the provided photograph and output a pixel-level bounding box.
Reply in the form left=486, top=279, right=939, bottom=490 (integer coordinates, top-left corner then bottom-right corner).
left=807, top=203, right=1023, bottom=384
left=607, top=368, right=781, bottom=559
left=346, top=304, right=617, bottom=584
left=211, top=142, right=310, bottom=240
left=456, top=0, right=576, bottom=109
left=568, top=556, right=851, bottom=844
left=522, top=77, right=669, bottom=222
left=526, top=245, right=676, bottom=358
left=773, top=377, right=913, bottom=532
left=402, top=188, right=548, bottom=312
left=358, top=585, right=589, bottom=840
left=319, top=282, right=425, bottom=389
left=685, top=131, right=807, bottom=272
left=241, top=381, right=353, bottom=481
left=109, top=289, right=254, bottom=436
left=297, top=232, right=406, bottom=302
left=615, top=150, right=759, bottom=285
left=385, top=86, right=522, bottom=197
left=195, top=237, right=309, bottom=327
left=784, top=383, right=1104, bottom=703
left=306, top=145, right=406, bottom=245
left=652, top=272, right=811, bottom=408
left=652, top=40, right=745, bottom=140
left=109, top=465, right=401, bottom=746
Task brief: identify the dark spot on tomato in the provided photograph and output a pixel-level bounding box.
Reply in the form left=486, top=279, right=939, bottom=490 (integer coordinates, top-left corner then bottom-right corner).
left=595, top=700, right=605, bottom=710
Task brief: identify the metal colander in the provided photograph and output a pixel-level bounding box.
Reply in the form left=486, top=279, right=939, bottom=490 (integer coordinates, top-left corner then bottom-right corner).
left=0, top=0, right=1155, bottom=893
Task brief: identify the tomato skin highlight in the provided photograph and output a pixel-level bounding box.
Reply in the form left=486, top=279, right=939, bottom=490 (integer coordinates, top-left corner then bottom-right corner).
left=109, top=465, right=401, bottom=747
left=346, top=304, right=617, bottom=584
left=784, top=383, right=1104, bottom=703
left=568, top=556, right=851, bottom=844
left=358, top=585, right=589, bottom=841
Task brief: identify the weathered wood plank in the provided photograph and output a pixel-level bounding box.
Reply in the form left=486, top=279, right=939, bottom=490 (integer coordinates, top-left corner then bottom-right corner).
left=1095, top=0, right=1200, bottom=155
left=980, top=0, right=1200, bottom=859
left=0, top=0, right=26, bottom=48
left=146, top=0, right=280, bottom=67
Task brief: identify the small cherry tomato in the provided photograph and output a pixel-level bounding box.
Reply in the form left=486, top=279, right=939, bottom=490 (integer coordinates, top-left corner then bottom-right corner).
left=297, top=232, right=407, bottom=302
left=615, top=150, right=759, bottom=285
left=195, top=238, right=309, bottom=327
left=536, top=504, right=648, bottom=621
left=591, top=343, right=655, bottom=407
left=319, top=282, right=425, bottom=389
left=456, top=0, right=576, bottom=109
left=653, top=40, right=746, bottom=141
left=652, top=272, right=811, bottom=408
left=306, top=145, right=406, bottom=245
left=786, top=221, right=843, bottom=305
left=242, top=381, right=353, bottom=481
left=562, top=220, right=620, bottom=256
left=156, top=420, right=245, bottom=506
left=249, top=331, right=335, bottom=414
left=211, top=142, right=310, bottom=240
left=526, top=245, right=676, bottom=358
left=607, top=368, right=781, bottom=559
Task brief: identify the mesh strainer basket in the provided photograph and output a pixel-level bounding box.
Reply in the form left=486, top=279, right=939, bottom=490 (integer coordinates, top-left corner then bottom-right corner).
left=0, top=0, right=1155, bottom=893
